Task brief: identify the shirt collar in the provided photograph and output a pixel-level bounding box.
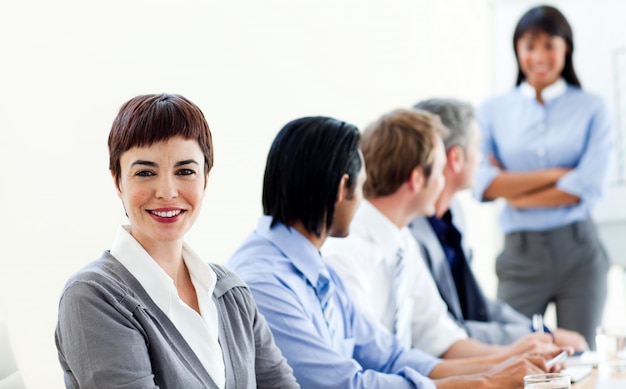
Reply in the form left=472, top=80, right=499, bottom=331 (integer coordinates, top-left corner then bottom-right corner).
left=183, top=243, right=217, bottom=298
left=354, top=200, right=407, bottom=263
left=109, top=225, right=217, bottom=314
left=519, top=78, right=567, bottom=102
left=255, top=215, right=326, bottom=290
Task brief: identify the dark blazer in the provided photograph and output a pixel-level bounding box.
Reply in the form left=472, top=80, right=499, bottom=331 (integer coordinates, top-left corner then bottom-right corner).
left=408, top=198, right=531, bottom=345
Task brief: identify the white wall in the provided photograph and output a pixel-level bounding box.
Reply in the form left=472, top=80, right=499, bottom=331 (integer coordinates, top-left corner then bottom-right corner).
left=0, top=1, right=492, bottom=387
left=2, top=1, right=623, bottom=387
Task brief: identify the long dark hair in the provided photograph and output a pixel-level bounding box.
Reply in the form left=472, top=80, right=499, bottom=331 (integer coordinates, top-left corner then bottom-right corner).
left=513, top=5, right=581, bottom=87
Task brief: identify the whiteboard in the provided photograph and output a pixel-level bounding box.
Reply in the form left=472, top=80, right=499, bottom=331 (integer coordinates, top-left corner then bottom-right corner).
left=488, top=0, right=626, bottom=223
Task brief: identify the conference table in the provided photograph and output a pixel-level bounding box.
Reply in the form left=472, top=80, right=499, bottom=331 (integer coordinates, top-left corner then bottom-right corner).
left=572, top=368, right=626, bottom=388
left=572, top=369, right=597, bottom=389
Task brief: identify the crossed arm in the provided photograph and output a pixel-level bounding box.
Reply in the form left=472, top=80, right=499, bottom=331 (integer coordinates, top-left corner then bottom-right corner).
left=482, top=157, right=579, bottom=209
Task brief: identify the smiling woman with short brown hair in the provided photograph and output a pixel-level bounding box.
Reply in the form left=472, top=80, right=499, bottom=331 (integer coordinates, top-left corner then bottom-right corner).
left=55, top=93, right=299, bottom=389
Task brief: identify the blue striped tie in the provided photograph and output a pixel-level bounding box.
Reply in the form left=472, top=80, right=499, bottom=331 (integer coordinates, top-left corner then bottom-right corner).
left=393, top=247, right=412, bottom=349
left=317, top=268, right=337, bottom=345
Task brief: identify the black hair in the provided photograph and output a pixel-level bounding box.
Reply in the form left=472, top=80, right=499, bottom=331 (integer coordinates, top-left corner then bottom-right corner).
left=262, top=116, right=361, bottom=237
left=513, top=5, right=581, bottom=87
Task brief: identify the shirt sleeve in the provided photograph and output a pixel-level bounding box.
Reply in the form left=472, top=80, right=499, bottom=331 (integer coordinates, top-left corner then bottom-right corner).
left=473, top=102, right=502, bottom=201
left=247, top=291, right=300, bottom=388
left=557, top=97, right=613, bottom=205
left=460, top=299, right=532, bottom=345
left=244, top=274, right=438, bottom=389
left=55, top=281, right=159, bottom=389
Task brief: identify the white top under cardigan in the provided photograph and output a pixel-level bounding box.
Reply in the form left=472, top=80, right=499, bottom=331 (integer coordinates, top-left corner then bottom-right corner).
left=110, top=225, right=225, bottom=389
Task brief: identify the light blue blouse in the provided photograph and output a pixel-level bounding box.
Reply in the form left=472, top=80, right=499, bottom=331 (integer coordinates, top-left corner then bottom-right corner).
left=474, top=79, right=613, bottom=233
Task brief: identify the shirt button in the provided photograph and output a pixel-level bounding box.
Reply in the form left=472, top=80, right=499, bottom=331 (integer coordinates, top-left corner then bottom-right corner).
left=537, top=148, right=545, bottom=157
left=537, top=123, right=545, bottom=131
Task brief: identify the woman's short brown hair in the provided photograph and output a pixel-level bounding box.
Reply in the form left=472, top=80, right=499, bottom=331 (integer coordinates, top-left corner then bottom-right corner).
left=361, top=108, right=447, bottom=198
left=108, top=94, right=214, bottom=186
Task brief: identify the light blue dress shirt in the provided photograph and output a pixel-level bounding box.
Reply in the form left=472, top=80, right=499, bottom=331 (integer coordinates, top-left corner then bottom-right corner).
left=227, top=216, right=439, bottom=389
left=474, top=79, right=613, bottom=233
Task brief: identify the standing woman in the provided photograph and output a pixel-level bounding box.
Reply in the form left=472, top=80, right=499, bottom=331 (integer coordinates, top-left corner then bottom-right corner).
left=55, top=94, right=299, bottom=388
left=474, top=5, right=612, bottom=349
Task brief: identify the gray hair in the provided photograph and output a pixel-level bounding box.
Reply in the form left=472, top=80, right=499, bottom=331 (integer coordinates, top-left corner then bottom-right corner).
left=413, top=98, right=474, bottom=151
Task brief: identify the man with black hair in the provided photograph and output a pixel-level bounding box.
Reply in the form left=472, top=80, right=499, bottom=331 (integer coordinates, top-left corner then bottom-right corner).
left=228, top=115, right=563, bottom=389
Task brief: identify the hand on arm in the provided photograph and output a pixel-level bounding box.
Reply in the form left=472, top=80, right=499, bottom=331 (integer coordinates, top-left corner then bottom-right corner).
left=429, top=355, right=498, bottom=378
left=440, top=338, right=506, bottom=360
left=432, top=355, right=547, bottom=389
left=432, top=348, right=570, bottom=389
left=501, top=333, right=560, bottom=357
left=433, top=333, right=570, bottom=381
left=440, top=332, right=559, bottom=361
left=431, top=338, right=543, bottom=377
left=506, top=186, right=580, bottom=208
left=552, top=328, right=588, bottom=351
left=487, top=331, right=580, bottom=368
left=483, top=155, right=577, bottom=207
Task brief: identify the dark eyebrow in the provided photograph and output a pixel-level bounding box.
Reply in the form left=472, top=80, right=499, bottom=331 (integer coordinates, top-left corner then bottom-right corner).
left=175, top=159, right=200, bottom=167
left=130, top=159, right=200, bottom=168
left=131, top=160, right=157, bottom=167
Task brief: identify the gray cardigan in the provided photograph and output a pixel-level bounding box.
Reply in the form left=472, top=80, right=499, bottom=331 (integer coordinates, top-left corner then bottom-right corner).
left=409, top=200, right=531, bottom=345
left=55, top=252, right=299, bottom=388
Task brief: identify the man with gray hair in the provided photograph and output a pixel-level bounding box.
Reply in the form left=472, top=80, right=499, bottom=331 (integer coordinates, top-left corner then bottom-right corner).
left=408, top=98, right=587, bottom=350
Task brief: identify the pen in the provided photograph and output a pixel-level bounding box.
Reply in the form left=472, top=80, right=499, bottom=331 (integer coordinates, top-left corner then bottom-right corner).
left=545, top=350, right=569, bottom=369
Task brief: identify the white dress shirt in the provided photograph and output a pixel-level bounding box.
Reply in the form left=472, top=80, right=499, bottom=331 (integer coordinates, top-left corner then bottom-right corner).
left=323, top=201, right=468, bottom=357
left=110, top=226, right=225, bottom=389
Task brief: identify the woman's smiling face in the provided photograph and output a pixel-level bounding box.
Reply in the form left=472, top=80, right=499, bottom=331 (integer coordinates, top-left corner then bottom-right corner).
left=516, top=31, right=568, bottom=92
left=115, top=136, right=208, bottom=252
